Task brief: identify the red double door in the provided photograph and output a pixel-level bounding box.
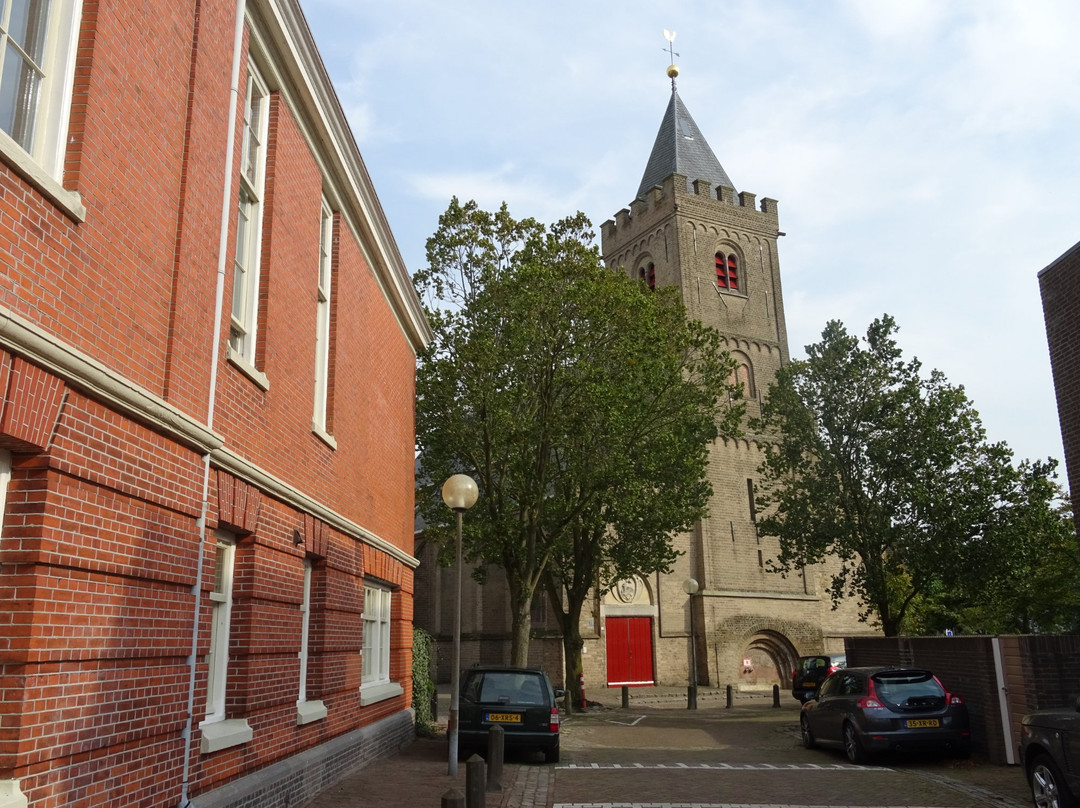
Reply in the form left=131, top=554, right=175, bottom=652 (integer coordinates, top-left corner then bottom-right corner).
left=605, top=616, right=654, bottom=687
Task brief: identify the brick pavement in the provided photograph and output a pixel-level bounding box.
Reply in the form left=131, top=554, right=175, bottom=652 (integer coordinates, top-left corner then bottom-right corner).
left=300, top=686, right=1030, bottom=808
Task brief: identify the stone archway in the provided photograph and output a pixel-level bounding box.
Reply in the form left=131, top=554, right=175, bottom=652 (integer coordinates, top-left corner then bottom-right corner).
left=737, top=629, right=800, bottom=690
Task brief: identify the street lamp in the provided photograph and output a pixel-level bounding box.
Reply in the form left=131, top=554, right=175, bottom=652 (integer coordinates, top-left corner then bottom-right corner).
left=683, top=578, right=699, bottom=710
left=442, top=474, right=479, bottom=776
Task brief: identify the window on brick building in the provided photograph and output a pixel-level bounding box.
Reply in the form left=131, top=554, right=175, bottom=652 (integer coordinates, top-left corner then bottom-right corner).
left=204, top=532, right=236, bottom=723
left=638, top=261, right=656, bottom=291
left=362, top=584, right=391, bottom=687
left=298, top=559, right=312, bottom=703
left=229, top=64, right=269, bottom=366
left=715, top=252, right=739, bottom=291
left=0, top=449, right=9, bottom=536
left=0, top=0, right=80, bottom=179
left=313, top=199, right=334, bottom=435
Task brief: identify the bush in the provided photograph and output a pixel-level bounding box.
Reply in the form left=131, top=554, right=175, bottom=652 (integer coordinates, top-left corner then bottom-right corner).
left=412, top=626, right=437, bottom=737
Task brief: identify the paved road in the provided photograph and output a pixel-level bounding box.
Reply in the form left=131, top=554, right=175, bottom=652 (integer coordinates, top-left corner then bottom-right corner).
left=553, top=695, right=1031, bottom=808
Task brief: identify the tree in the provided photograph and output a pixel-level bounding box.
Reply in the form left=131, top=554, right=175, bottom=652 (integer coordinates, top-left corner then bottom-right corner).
left=902, top=460, right=1080, bottom=635
left=415, top=198, right=740, bottom=671
left=753, top=315, right=1021, bottom=636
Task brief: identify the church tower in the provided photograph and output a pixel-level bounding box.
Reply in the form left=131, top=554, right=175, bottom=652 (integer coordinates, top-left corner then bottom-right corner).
left=593, top=63, right=868, bottom=693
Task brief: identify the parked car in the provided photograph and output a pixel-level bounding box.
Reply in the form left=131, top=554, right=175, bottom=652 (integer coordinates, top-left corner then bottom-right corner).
left=791, top=653, right=847, bottom=702
left=1020, top=697, right=1080, bottom=808
left=800, top=667, right=971, bottom=763
left=458, top=665, right=565, bottom=763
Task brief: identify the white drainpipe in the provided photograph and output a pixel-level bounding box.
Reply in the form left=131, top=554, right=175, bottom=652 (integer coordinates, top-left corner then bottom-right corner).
left=177, top=0, right=246, bottom=803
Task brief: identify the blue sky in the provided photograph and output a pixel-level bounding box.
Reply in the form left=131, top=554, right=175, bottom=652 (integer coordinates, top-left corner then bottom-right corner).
left=302, top=0, right=1080, bottom=471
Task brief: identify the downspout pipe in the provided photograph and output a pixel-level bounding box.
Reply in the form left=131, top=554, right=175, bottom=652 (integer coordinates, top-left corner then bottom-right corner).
left=177, top=0, right=246, bottom=803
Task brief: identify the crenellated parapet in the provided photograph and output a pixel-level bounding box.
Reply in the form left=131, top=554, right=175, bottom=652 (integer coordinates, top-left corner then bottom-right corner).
left=601, top=173, right=780, bottom=251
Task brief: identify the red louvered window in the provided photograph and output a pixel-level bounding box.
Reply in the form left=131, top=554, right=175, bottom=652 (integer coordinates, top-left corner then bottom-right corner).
left=715, top=253, right=739, bottom=291
left=639, top=262, right=656, bottom=291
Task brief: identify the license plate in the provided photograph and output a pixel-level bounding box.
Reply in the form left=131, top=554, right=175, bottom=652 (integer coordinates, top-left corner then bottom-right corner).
left=485, top=712, right=522, bottom=724
left=906, top=718, right=940, bottom=728
left=802, top=681, right=816, bottom=687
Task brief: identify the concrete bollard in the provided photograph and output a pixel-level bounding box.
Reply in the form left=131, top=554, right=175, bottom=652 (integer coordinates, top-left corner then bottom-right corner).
left=441, top=789, right=465, bottom=808
left=621, top=685, right=629, bottom=708
left=486, top=726, right=504, bottom=792
left=726, top=684, right=733, bottom=708
left=465, top=754, right=486, bottom=808
left=773, top=684, right=780, bottom=708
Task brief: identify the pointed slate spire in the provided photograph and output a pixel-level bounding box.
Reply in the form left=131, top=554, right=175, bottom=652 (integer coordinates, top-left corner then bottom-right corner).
left=635, top=82, right=735, bottom=200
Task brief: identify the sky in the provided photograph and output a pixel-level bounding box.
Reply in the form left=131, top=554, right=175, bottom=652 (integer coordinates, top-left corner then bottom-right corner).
left=301, top=0, right=1080, bottom=473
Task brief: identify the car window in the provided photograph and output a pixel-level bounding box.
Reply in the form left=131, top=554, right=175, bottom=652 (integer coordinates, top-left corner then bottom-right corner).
left=818, top=673, right=840, bottom=697
left=465, top=671, right=548, bottom=705
left=839, top=672, right=864, bottom=696
left=798, top=656, right=829, bottom=675
left=872, top=671, right=945, bottom=710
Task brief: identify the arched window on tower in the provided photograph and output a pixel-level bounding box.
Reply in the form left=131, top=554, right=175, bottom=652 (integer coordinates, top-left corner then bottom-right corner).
left=715, top=252, right=739, bottom=291
left=638, top=262, right=656, bottom=291
left=727, top=354, right=755, bottom=399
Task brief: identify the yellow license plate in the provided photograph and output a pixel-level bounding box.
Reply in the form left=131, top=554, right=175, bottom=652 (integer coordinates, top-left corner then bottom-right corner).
left=485, top=712, right=522, bottom=723
left=906, top=719, right=940, bottom=728
left=802, top=681, right=816, bottom=687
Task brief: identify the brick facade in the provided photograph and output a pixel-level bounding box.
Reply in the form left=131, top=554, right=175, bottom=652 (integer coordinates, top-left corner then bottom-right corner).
left=0, top=1, right=430, bottom=806
left=1039, top=240, right=1080, bottom=543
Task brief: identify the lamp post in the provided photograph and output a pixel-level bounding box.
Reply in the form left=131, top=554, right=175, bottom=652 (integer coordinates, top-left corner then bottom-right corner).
left=683, top=578, right=698, bottom=710
left=442, top=474, right=479, bottom=776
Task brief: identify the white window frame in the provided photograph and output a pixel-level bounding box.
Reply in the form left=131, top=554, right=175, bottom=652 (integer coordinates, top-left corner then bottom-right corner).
left=203, top=533, right=236, bottom=724
left=0, top=0, right=81, bottom=180
left=228, top=64, right=269, bottom=367
left=0, top=449, right=10, bottom=538
left=296, top=558, right=327, bottom=724
left=359, top=583, right=401, bottom=705
left=312, top=199, right=333, bottom=433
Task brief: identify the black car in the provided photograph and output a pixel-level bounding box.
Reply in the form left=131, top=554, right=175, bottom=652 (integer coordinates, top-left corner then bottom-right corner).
left=791, top=653, right=847, bottom=702
left=458, top=666, right=565, bottom=763
left=800, top=667, right=971, bottom=763
left=1020, top=697, right=1080, bottom=808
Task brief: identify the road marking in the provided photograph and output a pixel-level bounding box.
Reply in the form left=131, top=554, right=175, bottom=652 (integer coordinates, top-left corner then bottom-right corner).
left=606, top=715, right=647, bottom=726
left=555, top=804, right=947, bottom=808
left=560, top=762, right=885, bottom=771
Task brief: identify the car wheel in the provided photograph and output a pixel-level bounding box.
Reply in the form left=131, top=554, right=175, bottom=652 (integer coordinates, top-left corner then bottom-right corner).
left=843, top=722, right=867, bottom=765
left=800, top=715, right=816, bottom=749
left=544, top=741, right=560, bottom=764
left=1030, top=752, right=1078, bottom=808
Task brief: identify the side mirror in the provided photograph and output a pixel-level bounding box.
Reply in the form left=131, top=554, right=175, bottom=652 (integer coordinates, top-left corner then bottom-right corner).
left=554, top=689, right=566, bottom=699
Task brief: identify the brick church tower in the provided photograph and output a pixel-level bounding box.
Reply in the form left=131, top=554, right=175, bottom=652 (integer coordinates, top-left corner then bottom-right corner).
left=591, top=64, right=869, bottom=692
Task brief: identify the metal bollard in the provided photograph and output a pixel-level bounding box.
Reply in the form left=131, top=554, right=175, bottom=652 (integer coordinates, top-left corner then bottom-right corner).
left=486, top=726, right=504, bottom=792
left=773, top=684, right=780, bottom=708
left=441, top=789, right=465, bottom=808
left=726, top=684, right=733, bottom=708
left=465, top=754, right=486, bottom=808
left=621, top=685, right=629, bottom=708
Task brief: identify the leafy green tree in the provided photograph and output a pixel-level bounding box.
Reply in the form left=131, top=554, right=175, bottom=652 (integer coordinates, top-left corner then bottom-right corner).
left=753, top=315, right=1021, bottom=636
left=903, top=461, right=1080, bottom=635
left=415, top=199, right=740, bottom=671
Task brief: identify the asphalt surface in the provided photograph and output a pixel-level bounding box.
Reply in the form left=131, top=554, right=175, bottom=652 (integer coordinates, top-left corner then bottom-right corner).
left=300, top=686, right=1033, bottom=808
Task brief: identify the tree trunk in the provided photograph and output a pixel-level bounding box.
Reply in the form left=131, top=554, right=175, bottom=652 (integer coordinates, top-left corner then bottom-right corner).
left=561, top=613, right=586, bottom=711
left=508, top=594, right=533, bottom=667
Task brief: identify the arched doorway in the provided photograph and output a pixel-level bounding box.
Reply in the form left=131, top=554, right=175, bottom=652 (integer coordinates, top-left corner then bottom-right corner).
left=737, top=630, right=799, bottom=689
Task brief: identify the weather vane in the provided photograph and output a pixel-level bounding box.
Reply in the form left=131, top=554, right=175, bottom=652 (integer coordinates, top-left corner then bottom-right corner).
left=663, top=29, right=680, bottom=87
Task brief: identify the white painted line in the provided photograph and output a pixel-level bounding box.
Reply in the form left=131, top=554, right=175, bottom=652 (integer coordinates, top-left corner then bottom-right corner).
left=608, top=715, right=648, bottom=726
left=558, top=763, right=886, bottom=772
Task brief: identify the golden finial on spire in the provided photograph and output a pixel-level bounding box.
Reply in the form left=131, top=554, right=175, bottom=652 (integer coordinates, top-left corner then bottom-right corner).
left=663, top=30, right=680, bottom=85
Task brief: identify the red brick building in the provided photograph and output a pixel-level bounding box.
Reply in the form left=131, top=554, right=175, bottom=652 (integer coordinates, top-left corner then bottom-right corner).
left=0, top=1, right=430, bottom=806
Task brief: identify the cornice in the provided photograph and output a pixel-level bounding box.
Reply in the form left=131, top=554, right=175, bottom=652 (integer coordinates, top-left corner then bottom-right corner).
left=0, top=306, right=419, bottom=570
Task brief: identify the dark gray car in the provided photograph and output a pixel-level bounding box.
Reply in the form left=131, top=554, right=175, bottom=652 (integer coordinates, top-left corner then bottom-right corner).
left=1021, top=697, right=1080, bottom=808
left=458, top=666, right=564, bottom=763
left=800, top=667, right=971, bottom=763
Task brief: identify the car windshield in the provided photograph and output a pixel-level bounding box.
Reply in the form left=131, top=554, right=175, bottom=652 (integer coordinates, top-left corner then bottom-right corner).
left=798, top=657, right=830, bottom=675
left=872, top=671, right=945, bottom=710
left=464, top=672, right=547, bottom=705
